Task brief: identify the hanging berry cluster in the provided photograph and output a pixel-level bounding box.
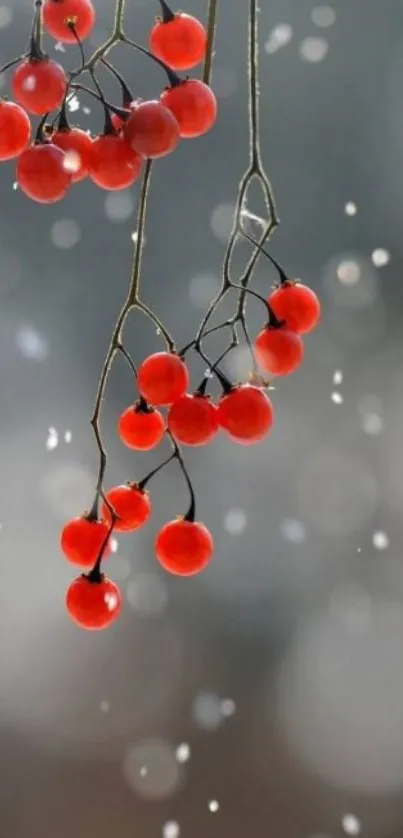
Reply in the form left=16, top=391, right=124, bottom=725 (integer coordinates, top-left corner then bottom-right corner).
left=0, top=0, right=320, bottom=631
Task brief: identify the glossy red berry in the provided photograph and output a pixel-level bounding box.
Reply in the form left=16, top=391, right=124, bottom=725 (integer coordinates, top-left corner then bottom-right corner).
left=150, top=12, right=207, bottom=71
left=66, top=575, right=121, bottom=630
left=52, top=127, right=93, bottom=182
left=12, top=58, right=67, bottom=116
left=43, top=0, right=96, bottom=43
left=168, top=393, right=219, bottom=446
left=89, top=134, right=142, bottom=190
left=123, top=100, right=180, bottom=158
left=16, top=143, right=71, bottom=203
left=161, top=80, right=217, bottom=138
left=268, top=282, right=321, bottom=334
left=155, top=518, right=214, bottom=576
left=102, top=484, right=151, bottom=533
left=61, top=515, right=110, bottom=568
left=118, top=403, right=165, bottom=451
left=137, top=352, right=189, bottom=406
left=0, top=100, right=31, bottom=161
left=218, top=385, right=274, bottom=444
left=254, top=326, right=304, bottom=376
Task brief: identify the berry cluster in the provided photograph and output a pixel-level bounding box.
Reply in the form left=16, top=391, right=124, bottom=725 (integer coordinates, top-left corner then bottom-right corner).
left=1, top=0, right=320, bottom=631
left=0, top=0, right=216, bottom=201
left=61, top=251, right=320, bottom=631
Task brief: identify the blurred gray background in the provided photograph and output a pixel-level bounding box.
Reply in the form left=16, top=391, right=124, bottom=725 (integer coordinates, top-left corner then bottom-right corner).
left=0, top=0, right=403, bottom=836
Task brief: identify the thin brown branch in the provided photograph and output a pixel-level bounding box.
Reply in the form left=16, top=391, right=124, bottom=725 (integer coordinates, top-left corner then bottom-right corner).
left=203, top=0, right=219, bottom=85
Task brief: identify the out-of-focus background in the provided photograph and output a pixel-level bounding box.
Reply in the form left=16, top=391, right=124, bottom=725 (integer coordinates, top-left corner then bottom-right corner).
left=0, top=0, right=402, bottom=836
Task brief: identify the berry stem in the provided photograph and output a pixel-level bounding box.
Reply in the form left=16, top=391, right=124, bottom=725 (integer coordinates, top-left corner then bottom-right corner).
left=101, top=57, right=135, bottom=108
left=196, top=326, right=239, bottom=394
left=158, top=0, right=175, bottom=24
left=68, top=23, right=87, bottom=71
left=230, top=282, right=284, bottom=328
left=88, top=520, right=114, bottom=581
left=57, top=99, right=70, bottom=131
left=190, top=0, right=280, bottom=379
left=116, top=342, right=138, bottom=375
left=0, top=56, right=24, bottom=74
left=34, top=112, right=49, bottom=143
left=121, top=35, right=182, bottom=88
left=89, top=153, right=176, bottom=527
left=29, top=0, right=45, bottom=60
left=70, top=0, right=126, bottom=77
left=241, top=230, right=289, bottom=286
left=138, top=452, right=176, bottom=491
left=203, top=0, right=219, bottom=85
left=89, top=159, right=153, bottom=502
left=167, top=432, right=196, bottom=523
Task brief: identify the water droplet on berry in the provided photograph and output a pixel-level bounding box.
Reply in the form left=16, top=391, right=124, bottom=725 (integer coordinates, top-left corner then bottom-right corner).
left=22, top=74, right=36, bottom=91
left=63, top=150, right=82, bottom=174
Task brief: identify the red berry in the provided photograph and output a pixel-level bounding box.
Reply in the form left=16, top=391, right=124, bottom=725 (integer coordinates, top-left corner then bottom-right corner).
left=0, top=100, right=31, bottom=161
left=16, top=143, right=71, bottom=203
left=268, top=282, right=321, bottom=334
left=155, top=518, right=213, bottom=576
left=254, top=326, right=304, bottom=376
left=137, top=352, right=189, bottom=406
left=89, top=134, right=142, bottom=190
left=43, top=0, right=96, bottom=43
left=150, top=12, right=207, bottom=71
left=66, top=575, right=121, bottom=630
left=167, top=393, right=219, bottom=446
left=161, top=80, right=217, bottom=138
left=118, top=403, right=165, bottom=451
left=52, top=126, right=93, bottom=182
left=218, top=385, right=274, bottom=444
left=61, top=515, right=111, bottom=568
left=102, top=484, right=151, bottom=533
left=123, top=100, right=180, bottom=158
left=12, top=58, right=67, bottom=116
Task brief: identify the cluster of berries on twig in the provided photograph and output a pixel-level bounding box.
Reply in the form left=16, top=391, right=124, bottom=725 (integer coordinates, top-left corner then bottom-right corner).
left=0, top=0, right=320, bottom=631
